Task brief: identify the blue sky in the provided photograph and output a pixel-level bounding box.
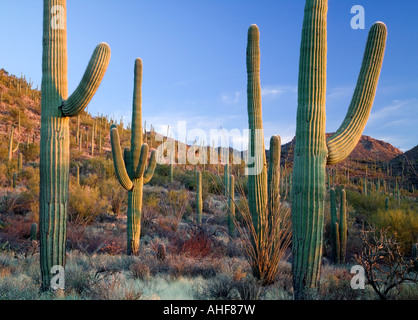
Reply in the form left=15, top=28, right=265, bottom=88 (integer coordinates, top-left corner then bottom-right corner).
left=0, top=0, right=417, bottom=151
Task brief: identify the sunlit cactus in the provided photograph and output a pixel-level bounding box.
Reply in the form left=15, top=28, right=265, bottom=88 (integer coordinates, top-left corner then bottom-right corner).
left=110, top=58, right=156, bottom=255
left=39, top=0, right=110, bottom=290
left=292, top=0, right=387, bottom=298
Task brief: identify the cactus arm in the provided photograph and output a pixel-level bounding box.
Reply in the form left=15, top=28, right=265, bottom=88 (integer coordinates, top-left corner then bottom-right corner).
left=110, top=127, right=133, bottom=191
left=143, top=149, right=157, bottom=184
left=326, top=22, right=387, bottom=165
left=124, top=147, right=133, bottom=178
left=134, top=144, right=149, bottom=179
left=12, top=141, right=19, bottom=153
left=61, top=43, right=111, bottom=117
left=131, top=58, right=143, bottom=167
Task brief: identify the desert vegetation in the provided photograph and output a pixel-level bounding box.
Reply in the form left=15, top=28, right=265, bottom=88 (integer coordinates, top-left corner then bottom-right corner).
left=0, top=0, right=417, bottom=301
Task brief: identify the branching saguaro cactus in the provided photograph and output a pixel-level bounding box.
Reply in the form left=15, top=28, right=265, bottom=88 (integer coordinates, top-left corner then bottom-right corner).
left=110, top=58, right=157, bottom=255
left=292, top=0, right=387, bottom=299
left=39, top=0, right=110, bottom=290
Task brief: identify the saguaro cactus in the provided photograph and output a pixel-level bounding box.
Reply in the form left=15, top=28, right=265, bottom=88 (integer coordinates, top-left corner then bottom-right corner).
left=30, top=223, right=38, bottom=241
left=8, top=125, right=19, bottom=162
left=39, top=0, right=110, bottom=290
left=339, top=189, right=347, bottom=264
left=110, top=58, right=157, bottom=255
left=228, top=174, right=235, bottom=237
left=292, top=0, right=387, bottom=299
left=246, top=24, right=267, bottom=241
left=267, top=135, right=281, bottom=223
left=196, top=171, right=203, bottom=225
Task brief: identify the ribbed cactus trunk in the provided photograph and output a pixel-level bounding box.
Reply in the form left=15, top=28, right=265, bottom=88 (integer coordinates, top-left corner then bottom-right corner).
left=110, top=59, right=156, bottom=256
left=246, top=24, right=267, bottom=243
left=40, top=0, right=110, bottom=290
left=292, top=0, right=386, bottom=299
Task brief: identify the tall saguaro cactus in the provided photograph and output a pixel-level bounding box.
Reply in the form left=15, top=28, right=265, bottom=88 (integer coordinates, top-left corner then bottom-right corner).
left=110, top=58, right=157, bottom=255
left=292, top=0, right=386, bottom=299
left=39, top=0, right=110, bottom=290
left=246, top=24, right=267, bottom=240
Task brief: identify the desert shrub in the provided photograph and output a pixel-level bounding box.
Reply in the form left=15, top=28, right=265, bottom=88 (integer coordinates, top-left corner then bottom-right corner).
left=233, top=276, right=266, bottom=300
left=149, top=164, right=170, bottom=186
left=171, top=226, right=213, bottom=258
left=0, top=274, right=39, bottom=300
left=68, top=185, right=108, bottom=226
left=355, top=227, right=418, bottom=300
left=346, top=189, right=387, bottom=220
left=0, top=189, right=34, bottom=215
left=371, top=208, right=418, bottom=254
left=20, top=142, right=40, bottom=163
left=99, top=178, right=126, bottom=216
left=193, top=274, right=238, bottom=300
left=159, top=189, right=190, bottom=230
left=129, top=260, right=151, bottom=280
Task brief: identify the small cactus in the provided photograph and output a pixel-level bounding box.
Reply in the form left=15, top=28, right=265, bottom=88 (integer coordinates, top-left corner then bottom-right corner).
left=156, top=243, right=167, bottom=261
left=30, top=223, right=38, bottom=241
left=12, top=172, right=17, bottom=189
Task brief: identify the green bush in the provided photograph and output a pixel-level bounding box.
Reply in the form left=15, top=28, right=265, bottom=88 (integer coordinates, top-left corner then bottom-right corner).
left=371, top=208, right=418, bottom=254
left=68, top=185, right=108, bottom=226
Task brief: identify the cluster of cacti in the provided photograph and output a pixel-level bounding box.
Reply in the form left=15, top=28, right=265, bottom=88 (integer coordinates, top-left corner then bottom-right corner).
left=291, top=0, right=386, bottom=299
left=39, top=0, right=110, bottom=290
left=329, top=188, right=347, bottom=264
left=110, top=58, right=156, bottom=256
left=196, top=171, right=203, bottom=225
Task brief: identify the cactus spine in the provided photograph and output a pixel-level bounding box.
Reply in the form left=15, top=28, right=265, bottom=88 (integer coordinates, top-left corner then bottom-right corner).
left=110, top=58, right=156, bottom=255
left=39, top=0, right=110, bottom=290
left=196, top=171, right=202, bottom=225
left=292, top=0, right=386, bottom=298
